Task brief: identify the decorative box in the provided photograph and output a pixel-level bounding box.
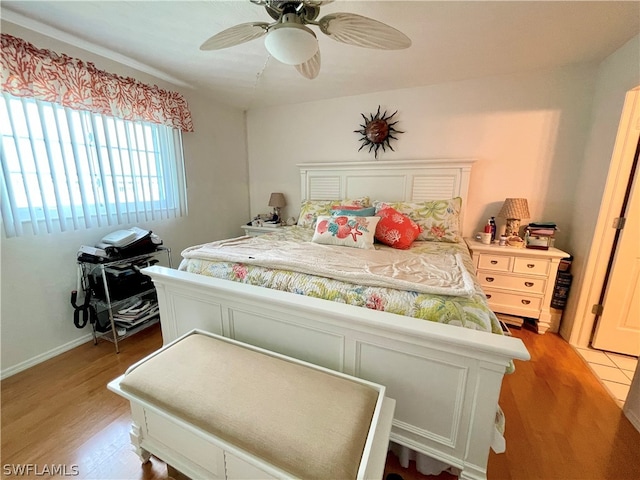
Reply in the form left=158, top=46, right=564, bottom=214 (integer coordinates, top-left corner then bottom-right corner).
left=524, top=223, right=557, bottom=250
left=525, top=234, right=553, bottom=250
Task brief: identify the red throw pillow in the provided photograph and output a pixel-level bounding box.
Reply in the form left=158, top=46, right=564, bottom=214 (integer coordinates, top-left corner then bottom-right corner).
left=375, top=207, right=422, bottom=249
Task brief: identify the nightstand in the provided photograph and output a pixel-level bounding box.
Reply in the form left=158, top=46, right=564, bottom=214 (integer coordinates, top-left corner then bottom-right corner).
left=241, top=224, right=282, bottom=237
left=464, top=238, right=570, bottom=334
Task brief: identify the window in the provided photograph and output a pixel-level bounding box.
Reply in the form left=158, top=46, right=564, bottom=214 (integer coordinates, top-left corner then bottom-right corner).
left=0, top=93, right=187, bottom=237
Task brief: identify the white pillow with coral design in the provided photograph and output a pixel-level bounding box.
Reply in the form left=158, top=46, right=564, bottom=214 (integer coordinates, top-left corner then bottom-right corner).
left=311, top=215, right=380, bottom=249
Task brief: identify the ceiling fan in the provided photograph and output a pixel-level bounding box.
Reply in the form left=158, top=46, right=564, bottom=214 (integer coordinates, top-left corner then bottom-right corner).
left=199, top=0, right=411, bottom=79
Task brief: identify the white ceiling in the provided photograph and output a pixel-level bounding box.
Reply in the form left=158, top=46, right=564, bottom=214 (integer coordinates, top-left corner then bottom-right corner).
left=2, top=1, right=639, bottom=110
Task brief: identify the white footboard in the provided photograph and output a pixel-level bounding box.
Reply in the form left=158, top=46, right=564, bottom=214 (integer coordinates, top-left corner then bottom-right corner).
left=143, top=266, right=530, bottom=480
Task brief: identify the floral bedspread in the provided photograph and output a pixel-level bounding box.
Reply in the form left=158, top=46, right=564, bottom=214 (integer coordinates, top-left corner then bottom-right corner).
left=179, top=226, right=503, bottom=335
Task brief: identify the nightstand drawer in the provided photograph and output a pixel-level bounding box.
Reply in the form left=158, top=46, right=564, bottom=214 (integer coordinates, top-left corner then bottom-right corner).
left=484, top=289, right=543, bottom=316
left=477, top=254, right=513, bottom=272
left=478, top=273, right=546, bottom=294
left=513, top=257, right=550, bottom=276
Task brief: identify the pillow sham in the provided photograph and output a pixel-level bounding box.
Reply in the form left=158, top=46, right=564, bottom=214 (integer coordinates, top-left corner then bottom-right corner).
left=311, top=215, right=380, bottom=249
left=375, top=207, right=422, bottom=249
left=330, top=205, right=362, bottom=210
left=373, top=197, right=462, bottom=243
left=331, top=206, right=376, bottom=217
left=297, top=197, right=370, bottom=228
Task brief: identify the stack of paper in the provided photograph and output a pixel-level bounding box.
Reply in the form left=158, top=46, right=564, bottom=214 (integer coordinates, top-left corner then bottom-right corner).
left=527, top=222, right=557, bottom=236
left=114, top=299, right=159, bottom=329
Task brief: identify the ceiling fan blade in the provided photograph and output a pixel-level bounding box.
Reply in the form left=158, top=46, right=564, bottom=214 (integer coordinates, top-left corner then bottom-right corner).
left=318, top=13, right=411, bottom=50
left=295, top=50, right=321, bottom=79
left=200, top=22, right=269, bottom=50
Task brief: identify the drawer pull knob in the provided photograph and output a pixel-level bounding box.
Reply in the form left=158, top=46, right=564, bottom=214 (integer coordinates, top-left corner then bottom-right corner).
left=486, top=277, right=494, bottom=282
left=527, top=263, right=535, bottom=268
left=525, top=282, right=534, bottom=287
left=490, top=260, right=498, bottom=265
left=521, top=299, right=531, bottom=305
left=486, top=294, right=492, bottom=299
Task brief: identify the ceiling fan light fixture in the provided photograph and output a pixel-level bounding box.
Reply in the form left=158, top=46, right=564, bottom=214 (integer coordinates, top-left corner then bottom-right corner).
left=264, top=23, right=318, bottom=65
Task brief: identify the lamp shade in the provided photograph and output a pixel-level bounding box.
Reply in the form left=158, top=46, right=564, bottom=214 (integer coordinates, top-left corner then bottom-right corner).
left=264, top=23, right=318, bottom=65
left=268, top=192, right=286, bottom=208
left=498, top=198, right=530, bottom=219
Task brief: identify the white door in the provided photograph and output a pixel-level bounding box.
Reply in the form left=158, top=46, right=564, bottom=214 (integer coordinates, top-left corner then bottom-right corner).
left=592, top=144, right=640, bottom=356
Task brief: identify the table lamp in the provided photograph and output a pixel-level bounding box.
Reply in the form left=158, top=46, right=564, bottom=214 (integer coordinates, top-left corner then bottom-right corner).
left=268, top=192, right=286, bottom=223
left=498, top=198, right=530, bottom=237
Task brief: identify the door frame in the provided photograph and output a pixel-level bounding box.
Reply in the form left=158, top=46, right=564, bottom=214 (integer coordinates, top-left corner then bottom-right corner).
left=566, top=87, right=640, bottom=348
left=591, top=136, right=639, bottom=353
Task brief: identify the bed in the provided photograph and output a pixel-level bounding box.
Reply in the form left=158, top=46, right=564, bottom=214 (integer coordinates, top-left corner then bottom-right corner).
left=142, top=159, right=530, bottom=480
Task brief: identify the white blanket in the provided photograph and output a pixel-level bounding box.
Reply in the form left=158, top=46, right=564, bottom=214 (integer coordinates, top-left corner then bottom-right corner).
left=182, top=237, right=477, bottom=297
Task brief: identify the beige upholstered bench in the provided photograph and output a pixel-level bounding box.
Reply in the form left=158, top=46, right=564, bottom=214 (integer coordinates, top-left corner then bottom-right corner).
left=108, top=329, right=395, bottom=480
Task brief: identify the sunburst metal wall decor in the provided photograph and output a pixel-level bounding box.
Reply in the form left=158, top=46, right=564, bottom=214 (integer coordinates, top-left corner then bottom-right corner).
left=354, top=106, right=404, bottom=158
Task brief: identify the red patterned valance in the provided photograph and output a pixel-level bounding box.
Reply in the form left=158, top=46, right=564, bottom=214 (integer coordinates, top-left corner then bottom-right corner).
left=0, top=34, right=194, bottom=132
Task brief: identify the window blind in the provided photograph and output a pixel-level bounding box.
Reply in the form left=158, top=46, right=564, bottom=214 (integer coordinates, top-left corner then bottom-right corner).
left=0, top=92, right=187, bottom=237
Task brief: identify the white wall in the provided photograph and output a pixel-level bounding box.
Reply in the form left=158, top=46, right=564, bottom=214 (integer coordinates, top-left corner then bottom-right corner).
left=561, top=35, right=640, bottom=343
left=246, top=64, right=597, bottom=247
left=0, top=23, right=250, bottom=377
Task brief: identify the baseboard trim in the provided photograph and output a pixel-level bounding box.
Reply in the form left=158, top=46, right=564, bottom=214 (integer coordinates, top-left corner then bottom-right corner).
left=1, top=333, right=93, bottom=380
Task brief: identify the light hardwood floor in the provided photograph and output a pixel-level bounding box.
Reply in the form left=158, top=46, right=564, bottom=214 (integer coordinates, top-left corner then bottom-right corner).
left=2, top=324, right=639, bottom=480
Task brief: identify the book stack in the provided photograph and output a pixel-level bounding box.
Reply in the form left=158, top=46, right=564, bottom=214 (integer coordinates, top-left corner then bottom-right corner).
left=525, top=222, right=557, bottom=250
left=551, top=258, right=573, bottom=310
left=114, top=299, right=159, bottom=330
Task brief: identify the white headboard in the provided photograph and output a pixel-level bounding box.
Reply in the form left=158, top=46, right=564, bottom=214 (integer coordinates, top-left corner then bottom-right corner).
left=299, top=158, right=475, bottom=198
left=298, top=159, right=476, bottom=236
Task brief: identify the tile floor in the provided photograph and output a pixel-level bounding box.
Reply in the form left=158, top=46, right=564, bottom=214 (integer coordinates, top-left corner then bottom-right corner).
left=575, top=346, right=638, bottom=407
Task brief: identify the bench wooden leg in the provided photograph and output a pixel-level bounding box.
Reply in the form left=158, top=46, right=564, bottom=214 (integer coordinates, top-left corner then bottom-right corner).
left=128, top=402, right=151, bottom=464
left=129, top=422, right=151, bottom=464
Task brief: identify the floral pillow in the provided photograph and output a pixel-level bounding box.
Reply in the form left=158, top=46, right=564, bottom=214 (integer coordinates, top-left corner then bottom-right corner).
left=373, top=197, right=462, bottom=243
left=375, top=207, right=422, bottom=249
left=297, top=197, right=370, bottom=228
left=311, top=215, right=380, bottom=249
